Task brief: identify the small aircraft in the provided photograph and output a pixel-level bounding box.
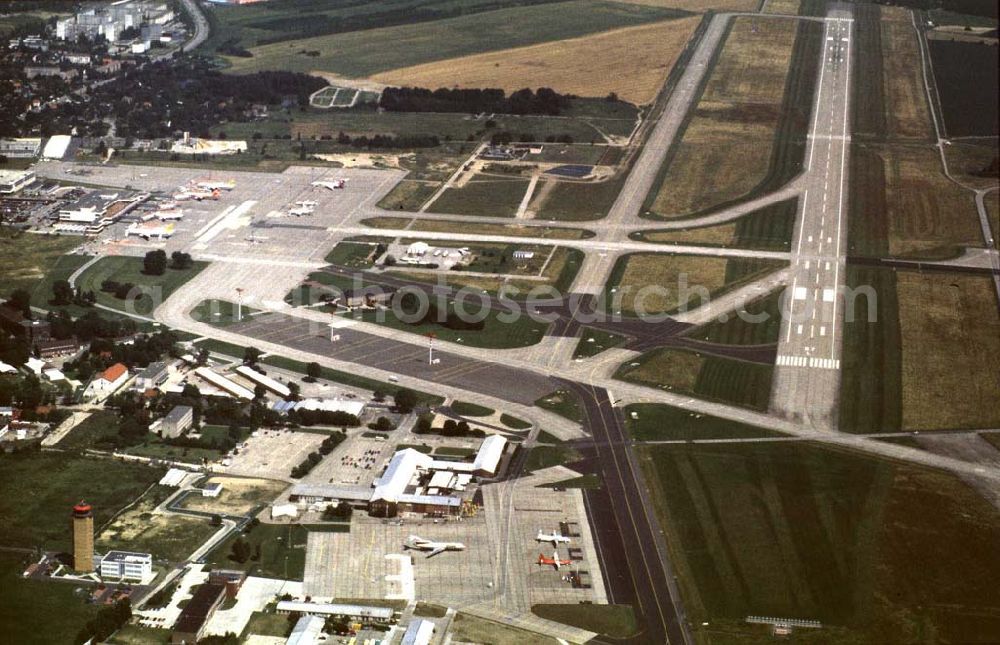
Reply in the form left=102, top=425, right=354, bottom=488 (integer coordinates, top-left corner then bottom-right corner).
left=193, top=179, right=235, bottom=191
left=537, top=551, right=573, bottom=570
left=311, top=179, right=347, bottom=190
left=403, top=535, right=466, bottom=558
left=156, top=209, right=184, bottom=221
left=288, top=204, right=314, bottom=217
left=294, top=200, right=318, bottom=208
left=536, top=530, right=571, bottom=545
left=173, top=188, right=219, bottom=201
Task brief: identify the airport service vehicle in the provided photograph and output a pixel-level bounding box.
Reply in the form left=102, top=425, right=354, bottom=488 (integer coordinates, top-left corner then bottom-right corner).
left=403, top=535, right=466, bottom=557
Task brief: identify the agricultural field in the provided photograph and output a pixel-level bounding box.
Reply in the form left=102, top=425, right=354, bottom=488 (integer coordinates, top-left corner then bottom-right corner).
left=606, top=253, right=785, bottom=316
left=840, top=266, right=1000, bottom=433
left=361, top=217, right=593, bottom=240
left=852, top=4, right=935, bottom=141
left=177, top=477, right=288, bottom=516
left=929, top=39, right=999, bottom=137
left=0, top=552, right=100, bottom=645
left=0, top=230, right=82, bottom=299
left=432, top=177, right=531, bottom=218
left=645, top=18, right=819, bottom=219
left=222, top=1, right=688, bottom=77
left=625, top=403, right=783, bottom=441
left=372, top=15, right=701, bottom=106
left=96, top=487, right=220, bottom=563
left=896, top=271, right=1000, bottom=430
left=74, top=256, right=207, bottom=316
left=616, top=347, right=774, bottom=410
left=639, top=441, right=1000, bottom=643
left=847, top=145, right=983, bottom=259
left=633, top=197, right=797, bottom=251
left=0, top=452, right=162, bottom=551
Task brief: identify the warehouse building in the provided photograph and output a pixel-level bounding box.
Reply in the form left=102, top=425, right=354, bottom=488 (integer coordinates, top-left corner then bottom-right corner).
left=236, top=364, right=290, bottom=398
left=171, top=583, right=226, bottom=644
left=193, top=367, right=254, bottom=400
left=275, top=600, right=394, bottom=624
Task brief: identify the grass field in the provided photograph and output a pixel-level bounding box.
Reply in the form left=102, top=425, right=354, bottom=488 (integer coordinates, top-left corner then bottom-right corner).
left=639, top=441, right=1000, bottom=643
left=0, top=230, right=82, bottom=300
left=896, top=271, right=1000, bottom=430
left=606, top=253, right=784, bottom=316
left=432, top=177, right=530, bottom=218
left=452, top=612, right=560, bottom=645
left=535, top=388, right=584, bottom=423
left=362, top=217, right=593, bottom=240
left=634, top=197, right=797, bottom=251
left=74, top=256, right=207, bottom=316
left=500, top=413, right=532, bottom=429
left=688, top=288, right=784, bottom=346
left=378, top=180, right=439, bottom=212
left=93, top=485, right=214, bottom=562
left=943, top=140, right=1000, bottom=191
left=930, top=39, right=999, bottom=137
left=373, top=15, right=700, bottom=105
left=324, top=240, right=381, bottom=267
left=178, top=477, right=288, bottom=515
left=0, top=452, right=162, bottom=551
left=206, top=523, right=309, bottom=580
left=617, top=347, right=773, bottom=410
left=573, top=328, right=626, bottom=358
left=625, top=403, right=783, bottom=441
left=533, top=170, right=630, bottom=221
left=531, top=604, right=638, bottom=638
left=106, top=625, right=171, bottom=644
left=450, top=401, right=494, bottom=417
left=0, top=551, right=100, bottom=645
left=25, top=252, right=92, bottom=310
left=879, top=8, right=934, bottom=140
left=224, top=1, right=687, bottom=77
left=645, top=17, right=800, bottom=218
left=847, top=145, right=983, bottom=259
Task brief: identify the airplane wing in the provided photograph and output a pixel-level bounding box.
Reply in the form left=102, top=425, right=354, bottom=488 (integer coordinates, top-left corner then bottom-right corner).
left=426, top=546, right=446, bottom=558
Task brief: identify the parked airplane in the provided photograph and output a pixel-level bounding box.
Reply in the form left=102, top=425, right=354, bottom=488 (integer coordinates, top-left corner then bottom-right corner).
left=173, top=188, right=219, bottom=201
left=294, top=200, right=318, bottom=207
left=537, top=551, right=573, bottom=570
left=536, top=530, right=571, bottom=545
left=311, top=179, right=346, bottom=190
left=404, top=535, right=466, bottom=558
left=193, top=179, right=235, bottom=191
left=288, top=204, right=314, bottom=217
left=157, top=209, right=184, bottom=221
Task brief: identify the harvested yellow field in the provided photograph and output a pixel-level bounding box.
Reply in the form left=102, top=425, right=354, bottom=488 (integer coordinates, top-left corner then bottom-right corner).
left=898, top=272, right=1000, bottom=430
left=616, top=0, right=759, bottom=11
left=763, top=0, right=800, bottom=14
left=881, top=18, right=933, bottom=139
left=615, top=253, right=730, bottom=314
left=372, top=16, right=701, bottom=105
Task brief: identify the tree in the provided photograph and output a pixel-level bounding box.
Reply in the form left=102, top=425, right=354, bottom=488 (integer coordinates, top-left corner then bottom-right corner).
left=394, top=388, right=417, bottom=414
left=51, top=279, right=74, bottom=306
left=305, top=361, right=321, bottom=381
left=253, top=383, right=267, bottom=400
left=243, top=347, right=261, bottom=365
left=196, top=347, right=210, bottom=366
left=286, top=381, right=300, bottom=401
left=371, top=416, right=393, bottom=432
left=230, top=536, right=252, bottom=563
left=143, top=249, right=167, bottom=276
left=170, top=251, right=192, bottom=269
left=6, top=288, right=31, bottom=316
left=210, top=514, right=222, bottom=527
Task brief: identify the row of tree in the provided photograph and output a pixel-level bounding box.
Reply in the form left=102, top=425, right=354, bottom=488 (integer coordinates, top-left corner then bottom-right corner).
left=380, top=87, right=573, bottom=116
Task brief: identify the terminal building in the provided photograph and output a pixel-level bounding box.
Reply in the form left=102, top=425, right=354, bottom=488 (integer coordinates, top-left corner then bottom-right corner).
left=56, top=190, right=147, bottom=235
left=290, top=435, right=508, bottom=517
left=0, top=169, right=35, bottom=195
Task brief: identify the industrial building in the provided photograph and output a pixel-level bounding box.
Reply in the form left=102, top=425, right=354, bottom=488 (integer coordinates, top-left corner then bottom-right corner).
left=286, top=614, right=325, bottom=645
left=0, top=169, right=35, bottom=194
left=401, top=619, right=436, bottom=645
left=272, top=398, right=365, bottom=417
left=134, top=361, right=170, bottom=391
left=171, top=583, right=226, bottom=644
left=72, top=501, right=94, bottom=573
left=236, top=364, right=290, bottom=398
left=193, top=367, right=254, bottom=400
left=99, top=550, right=152, bottom=581
left=0, top=138, right=41, bottom=158
left=160, top=405, right=193, bottom=438
left=275, top=600, right=394, bottom=624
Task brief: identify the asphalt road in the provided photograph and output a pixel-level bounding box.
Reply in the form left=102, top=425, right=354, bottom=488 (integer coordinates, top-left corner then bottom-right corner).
left=560, top=381, right=690, bottom=645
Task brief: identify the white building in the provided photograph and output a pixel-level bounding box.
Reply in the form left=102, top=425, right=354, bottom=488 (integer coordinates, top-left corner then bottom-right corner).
left=133, top=361, right=170, bottom=391
left=42, top=135, right=72, bottom=159
left=87, top=363, right=129, bottom=396
left=193, top=367, right=254, bottom=400
left=0, top=138, right=41, bottom=158
left=401, top=619, right=435, bottom=645
left=286, top=614, right=325, bottom=645
left=271, top=503, right=299, bottom=520
left=100, top=551, right=152, bottom=581
left=161, top=405, right=193, bottom=438
left=275, top=601, right=393, bottom=623
left=202, top=482, right=223, bottom=497
left=0, top=169, right=35, bottom=194
left=236, top=365, right=290, bottom=398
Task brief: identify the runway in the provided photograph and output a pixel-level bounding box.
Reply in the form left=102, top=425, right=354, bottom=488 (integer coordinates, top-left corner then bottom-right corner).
left=770, top=6, right=854, bottom=430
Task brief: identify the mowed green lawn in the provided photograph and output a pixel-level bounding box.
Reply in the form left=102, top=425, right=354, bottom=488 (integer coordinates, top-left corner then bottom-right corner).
left=223, top=1, right=686, bottom=76
left=0, top=229, right=82, bottom=300
left=0, top=551, right=101, bottom=645
left=206, top=523, right=310, bottom=580
left=74, top=256, right=207, bottom=316
left=0, top=452, right=162, bottom=551
left=639, top=442, right=1000, bottom=643
left=625, top=403, right=784, bottom=441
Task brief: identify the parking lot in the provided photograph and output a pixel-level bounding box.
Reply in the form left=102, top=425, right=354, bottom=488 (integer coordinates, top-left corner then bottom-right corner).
left=221, top=428, right=325, bottom=481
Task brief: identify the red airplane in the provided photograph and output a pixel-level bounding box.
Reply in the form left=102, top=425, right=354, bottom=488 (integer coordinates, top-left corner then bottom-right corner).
left=537, top=551, right=573, bottom=570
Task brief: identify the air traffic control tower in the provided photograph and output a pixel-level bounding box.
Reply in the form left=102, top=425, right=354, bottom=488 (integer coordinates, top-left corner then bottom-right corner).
left=72, top=501, right=94, bottom=572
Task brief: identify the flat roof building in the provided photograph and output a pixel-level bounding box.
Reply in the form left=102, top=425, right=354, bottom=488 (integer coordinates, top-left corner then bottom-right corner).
left=171, top=583, right=226, bottom=644
left=0, top=169, right=35, bottom=194
left=193, top=367, right=254, bottom=400
left=0, top=138, right=41, bottom=158
left=100, top=550, right=152, bottom=581
left=236, top=365, right=290, bottom=398
left=161, top=404, right=193, bottom=438
left=275, top=600, right=394, bottom=622
left=134, top=361, right=170, bottom=391
left=286, top=614, right=325, bottom=645
left=402, top=619, right=436, bottom=645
